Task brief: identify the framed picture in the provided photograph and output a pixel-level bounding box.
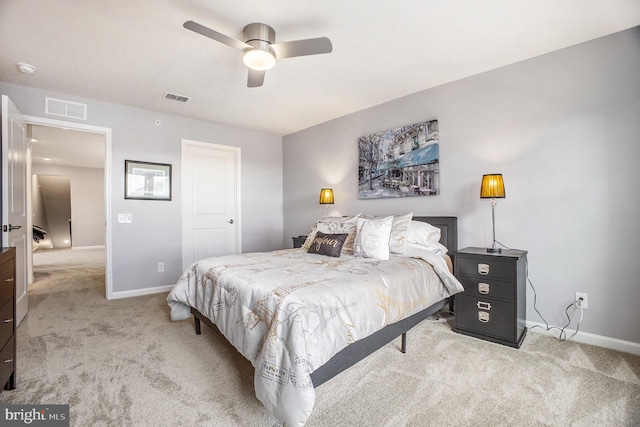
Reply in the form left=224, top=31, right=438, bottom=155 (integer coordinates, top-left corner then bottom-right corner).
left=358, top=119, right=439, bottom=199
left=125, top=160, right=172, bottom=201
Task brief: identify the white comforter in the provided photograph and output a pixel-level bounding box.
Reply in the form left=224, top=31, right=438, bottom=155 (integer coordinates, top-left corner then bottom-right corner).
left=167, top=247, right=463, bottom=426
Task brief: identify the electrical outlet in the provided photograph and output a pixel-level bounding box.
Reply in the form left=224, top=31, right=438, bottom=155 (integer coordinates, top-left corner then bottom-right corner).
left=157, top=262, right=164, bottom=273
left=575, top=292, right=588, bottom=309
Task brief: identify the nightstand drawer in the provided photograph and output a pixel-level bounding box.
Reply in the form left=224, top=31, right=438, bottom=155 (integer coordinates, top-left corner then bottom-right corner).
left=0, top=335, right=14, bottom=388
left=0, top=259, right=13, bottom=307
left=456, top=256, right=516, bottom=281
left=455, top=294, right=515, bottom=342
left=457, top=275, right=515, bottom=302
left=0, top=299, right=12, bottom=349
left=292, top=236, right=307, bottom=249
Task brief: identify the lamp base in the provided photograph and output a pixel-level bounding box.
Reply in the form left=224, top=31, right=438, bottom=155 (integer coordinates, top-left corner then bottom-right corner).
left=486, top=247, right=502, bottom=253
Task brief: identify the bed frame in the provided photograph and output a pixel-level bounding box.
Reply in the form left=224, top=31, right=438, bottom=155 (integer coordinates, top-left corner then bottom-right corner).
left=190, top=216, right=457, bottom=388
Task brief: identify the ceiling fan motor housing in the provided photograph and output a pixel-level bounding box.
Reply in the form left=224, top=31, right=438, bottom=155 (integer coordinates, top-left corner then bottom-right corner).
left=243, top=23, right=276, bottom=45
left=242, top=23, right=276, bottom=48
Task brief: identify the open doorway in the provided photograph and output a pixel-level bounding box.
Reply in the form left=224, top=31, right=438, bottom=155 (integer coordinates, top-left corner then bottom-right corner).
left=32, top=174, right=71, bottom=249
left=28, top=123, right=107, bottom=296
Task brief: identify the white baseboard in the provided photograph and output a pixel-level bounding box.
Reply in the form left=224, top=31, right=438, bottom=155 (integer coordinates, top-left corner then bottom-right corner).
left=71, top=245, right=105, bottom=250
left=527, top=320, right=640, bottom=355
left=108, top=284, right=174, bottom=300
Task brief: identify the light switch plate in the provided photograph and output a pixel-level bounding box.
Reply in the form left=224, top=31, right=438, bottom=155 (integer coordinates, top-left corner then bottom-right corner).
left=117, top=213, right=133, bottom=224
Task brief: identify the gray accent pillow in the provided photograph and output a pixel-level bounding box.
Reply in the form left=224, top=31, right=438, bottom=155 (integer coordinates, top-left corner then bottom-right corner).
left=307, top=232, right=348, bottom=257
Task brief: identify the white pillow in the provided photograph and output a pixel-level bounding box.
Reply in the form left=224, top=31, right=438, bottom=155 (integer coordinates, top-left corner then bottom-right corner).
left=354, top=215, right=394, bottom=260
left=406, top=220, right=441, bottom=246
left=302, top=215, right=360, bottom=254
left=389, top=212, right=413, bottom=255
left=356, top=213, right=413, bottom=255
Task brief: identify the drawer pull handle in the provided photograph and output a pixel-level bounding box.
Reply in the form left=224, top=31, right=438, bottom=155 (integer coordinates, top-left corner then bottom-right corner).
left=3, top=359, right=12, bottom=364
left=4, top=278, right=13, bottom=283
left=477, top=301, right=491, bottom=310
left=477, top=263, right=490, bottom=275
left=478, top=283, right=490, bottom=294
left=3, top=318, right=12, bottom=323
left=478, top=311, right=490, bottom=323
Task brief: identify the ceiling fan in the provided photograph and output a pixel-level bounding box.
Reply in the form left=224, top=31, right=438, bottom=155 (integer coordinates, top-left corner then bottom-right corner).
left=183, top=21, right=333, bottom=87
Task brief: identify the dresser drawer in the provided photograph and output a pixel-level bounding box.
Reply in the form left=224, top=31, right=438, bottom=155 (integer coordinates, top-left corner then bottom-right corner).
left=0, top=259, right=13, bottom=307
left=0, top=335, right=14, bottom=389
left=455, top=294, right=515, bottom=342
left=456, top=256, right=516, bottom=281
left=0, top=299, right=12, bottom=350
left=457, top=275, right=515, bottom=302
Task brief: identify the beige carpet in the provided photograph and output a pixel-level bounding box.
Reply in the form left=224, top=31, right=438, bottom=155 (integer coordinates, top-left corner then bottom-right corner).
left=1, top=248, right=638, bottom=426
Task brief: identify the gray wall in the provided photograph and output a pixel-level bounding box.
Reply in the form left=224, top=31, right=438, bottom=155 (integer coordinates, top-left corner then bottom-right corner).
left=31, top=174, right=51, bottom=248
left=35, top=174, right=71, bottom=248
left=283, top=27, right=640, bottom=344
left=32, top=164, right=105, bottom=248
left=1, top=81, right=284, bottom=294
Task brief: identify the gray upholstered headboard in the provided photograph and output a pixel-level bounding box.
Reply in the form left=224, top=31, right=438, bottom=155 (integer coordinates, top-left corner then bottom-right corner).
left=412, top=216, right=458, bottom=253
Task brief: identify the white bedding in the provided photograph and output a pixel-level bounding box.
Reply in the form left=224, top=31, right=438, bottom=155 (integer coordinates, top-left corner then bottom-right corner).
left=167, top=247, right=463, bottom=426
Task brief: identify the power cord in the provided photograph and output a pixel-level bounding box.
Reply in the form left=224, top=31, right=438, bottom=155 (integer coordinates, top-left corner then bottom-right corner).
left=427, top=308, right=455, bottom=323
left=426, top=317, right=449, bottom=323
left=494, top=240, right=584, bottom=342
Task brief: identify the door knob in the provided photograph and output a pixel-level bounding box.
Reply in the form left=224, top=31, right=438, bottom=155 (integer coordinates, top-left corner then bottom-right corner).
left=2, top=224, right=21, bottom=232
left=227, top=219, right=234, bottom=224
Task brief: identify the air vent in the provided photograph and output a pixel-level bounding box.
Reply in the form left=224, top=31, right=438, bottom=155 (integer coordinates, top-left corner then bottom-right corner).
left=45, top=97, right=87, bottom=120
left=163, top=92, right=190, bottom=103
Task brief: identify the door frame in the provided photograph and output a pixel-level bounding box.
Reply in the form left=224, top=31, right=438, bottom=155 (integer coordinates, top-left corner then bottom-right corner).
left=181, top=139, right=241, bottom=270
left=22, top=115, right=113, bottom=299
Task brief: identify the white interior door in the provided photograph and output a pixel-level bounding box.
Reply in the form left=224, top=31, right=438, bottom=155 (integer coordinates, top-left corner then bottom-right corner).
left=1, top=95, right=28, bottom=325
left=181, top=140, right=240, bottom=269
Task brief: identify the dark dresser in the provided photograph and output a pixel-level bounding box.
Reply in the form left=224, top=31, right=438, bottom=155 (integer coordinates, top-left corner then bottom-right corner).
left=453, top=247, right=527, bottom=348
left=0, top=247, right=16, bottom=390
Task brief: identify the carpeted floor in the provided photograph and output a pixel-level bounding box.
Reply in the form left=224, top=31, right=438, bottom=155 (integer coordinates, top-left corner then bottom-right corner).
left=1, top=248, right=638, bottom=426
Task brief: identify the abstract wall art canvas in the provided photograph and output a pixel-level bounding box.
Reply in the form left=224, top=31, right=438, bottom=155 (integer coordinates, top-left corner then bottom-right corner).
left=358, top=120, right=439, bottom=199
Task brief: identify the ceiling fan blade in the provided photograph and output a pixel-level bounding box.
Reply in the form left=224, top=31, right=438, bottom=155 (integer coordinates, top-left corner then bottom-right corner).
left=271, top=37, right=332, bottom=59
left=183, top=20, right=251, bottom=51
left=247, top=69, right=266, bottom=87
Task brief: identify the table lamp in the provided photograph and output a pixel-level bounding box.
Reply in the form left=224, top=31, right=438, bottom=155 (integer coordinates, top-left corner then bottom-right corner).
left=319, top=188, right=334, bottom=214
left=480, top=174, right=505, bottom=253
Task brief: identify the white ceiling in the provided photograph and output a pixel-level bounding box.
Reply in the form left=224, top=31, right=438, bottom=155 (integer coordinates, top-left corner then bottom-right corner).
left=29, top=125, right=105, bottom=169
left=1, top=1, right=639, bottom=137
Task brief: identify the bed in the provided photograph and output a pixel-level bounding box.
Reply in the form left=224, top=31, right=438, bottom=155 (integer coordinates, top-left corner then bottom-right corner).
left=167, top=215, right=463, bottom=426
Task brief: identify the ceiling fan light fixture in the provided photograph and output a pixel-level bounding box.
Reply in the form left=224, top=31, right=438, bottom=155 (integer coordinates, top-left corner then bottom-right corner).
left=17, top=62, right=36, bottom=74
left=243, top=48, right=276, bottom=71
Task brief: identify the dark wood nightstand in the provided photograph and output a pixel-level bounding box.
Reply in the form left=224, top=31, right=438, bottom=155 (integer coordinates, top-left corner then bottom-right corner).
left=292, top=236, right=307, bottom=249
left=453, top=247, right=527, bottom=348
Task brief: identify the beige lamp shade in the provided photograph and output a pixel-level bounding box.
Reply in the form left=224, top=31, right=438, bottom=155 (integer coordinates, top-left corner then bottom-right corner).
left=319, top=188, right=334, bottom=204
left=480, top=174, right=506, bottom=199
